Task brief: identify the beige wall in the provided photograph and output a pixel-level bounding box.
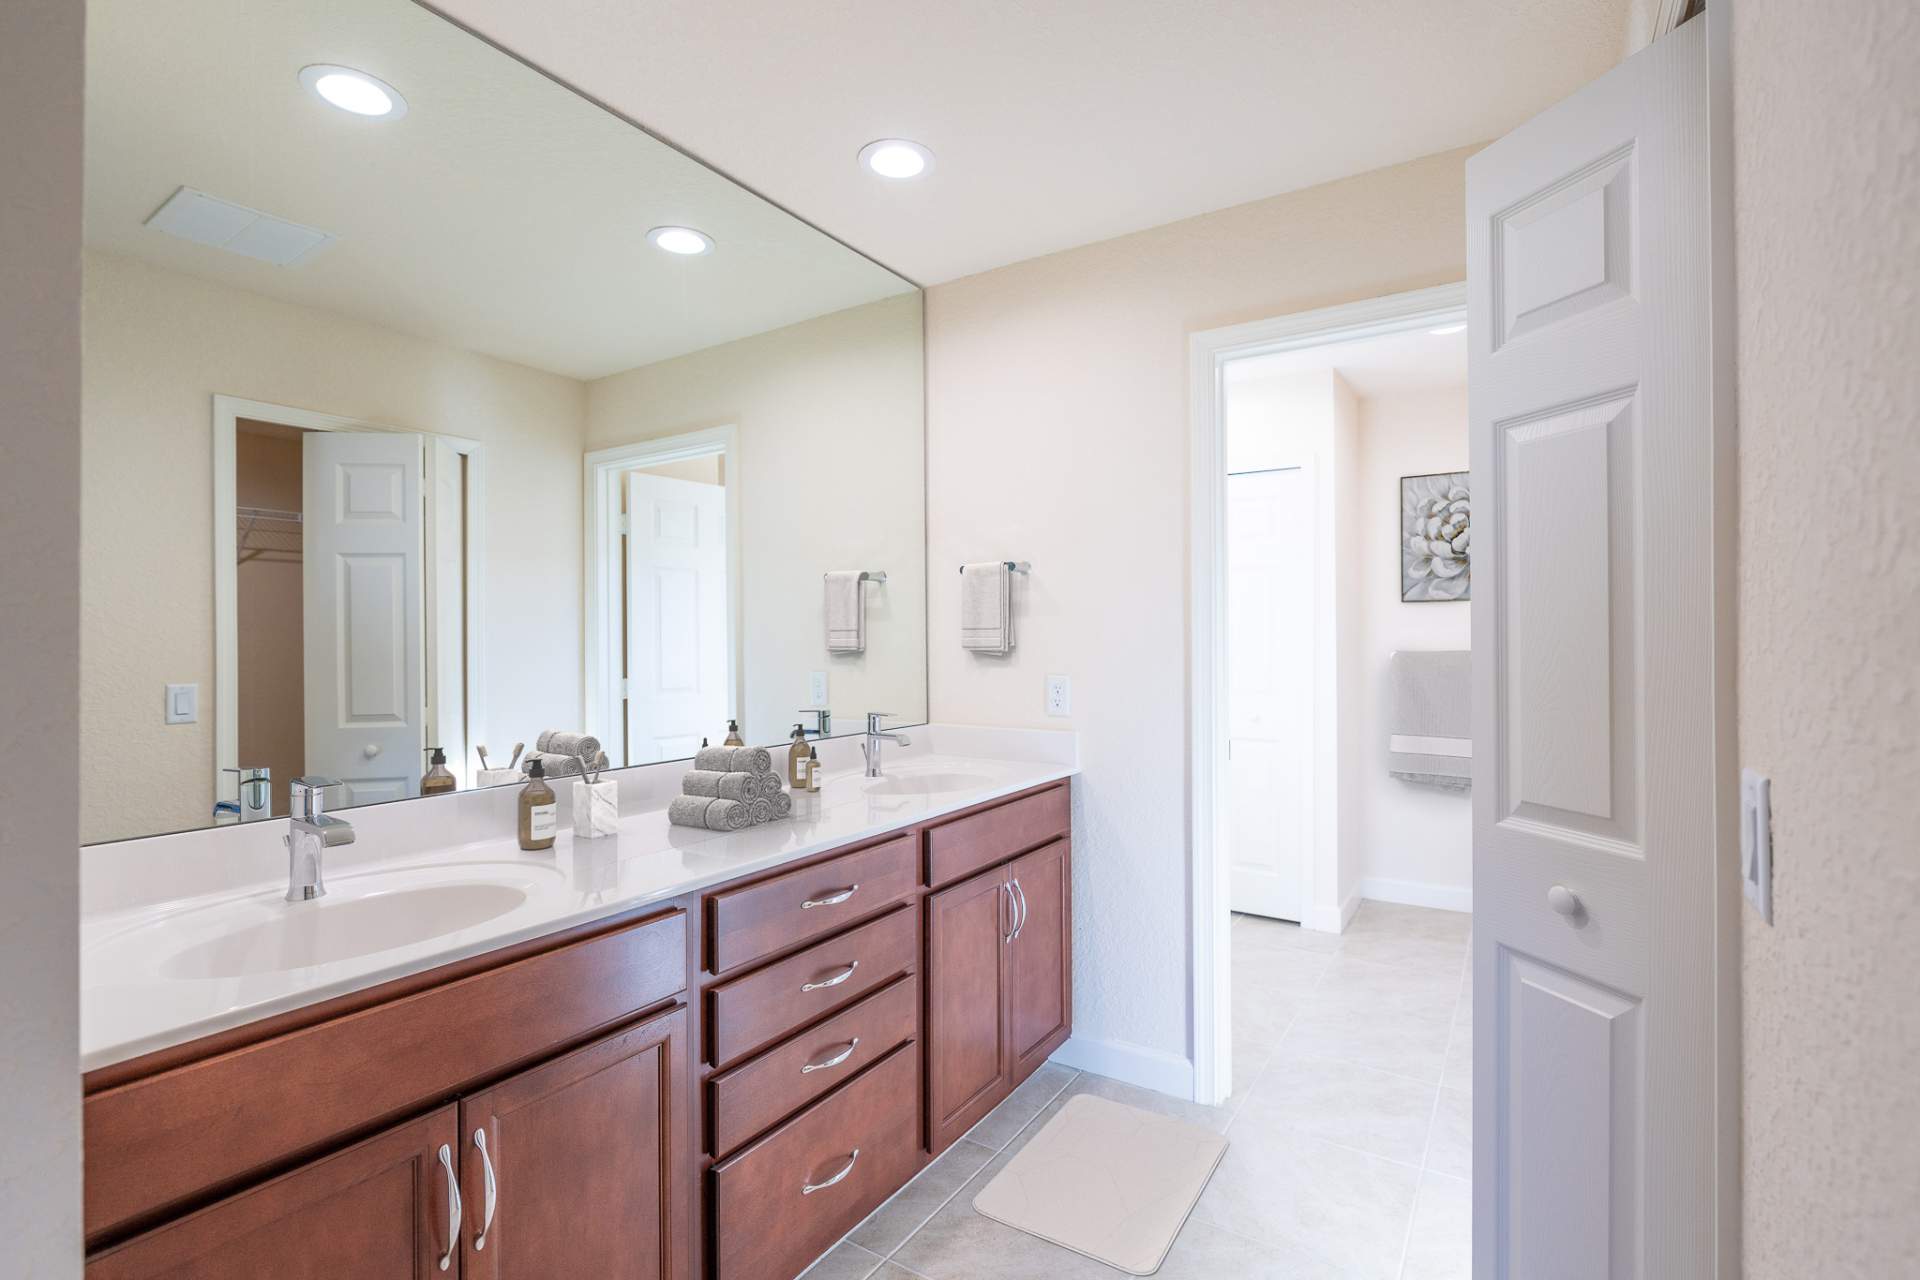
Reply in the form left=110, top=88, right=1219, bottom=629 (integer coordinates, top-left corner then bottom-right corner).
left=81, top=250, right=589, bottom=843
left=1356, top=386, right=1471, bottom=901
left=0, top=0, right=83, bottom=1269
left=235, top=429, right=305, bottom=817
left=926, top=148, right=1472, bottom=1062
left=1733, top=0, right=1920, bottom=1273
left=588, top=292, right=927, bottom=747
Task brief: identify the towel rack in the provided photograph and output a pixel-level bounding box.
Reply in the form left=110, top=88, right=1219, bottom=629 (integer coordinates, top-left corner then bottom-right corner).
left=822, top=570, right=887, bottom=583
left=959, top=561, right=1031, bottom=574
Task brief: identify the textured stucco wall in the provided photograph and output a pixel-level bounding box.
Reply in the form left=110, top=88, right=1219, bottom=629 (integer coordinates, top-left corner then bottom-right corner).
left=1733, top=0, right=1920, bottom=1273
left=0, top=0, right=84, bottom=1272
left=926, top=149, right=1471, bottom=1068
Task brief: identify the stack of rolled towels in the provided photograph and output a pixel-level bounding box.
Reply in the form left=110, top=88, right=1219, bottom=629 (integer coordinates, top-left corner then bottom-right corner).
left=668, top=744, right=793, bottom=831
left=520, top=730, right=610, bottom=779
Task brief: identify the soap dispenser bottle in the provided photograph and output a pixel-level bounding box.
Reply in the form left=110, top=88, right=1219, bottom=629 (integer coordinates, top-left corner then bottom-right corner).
left=787, top=724, right=810, bottom=788
left=421, top=746, right=456, bottom=796
left=518, top=758, right=557, bottom=850
left=723, top=719, right=744, bottom=747
left=806, top=745, right=822, bottom=793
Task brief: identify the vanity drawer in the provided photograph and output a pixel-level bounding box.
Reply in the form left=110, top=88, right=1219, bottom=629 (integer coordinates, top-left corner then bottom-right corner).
left=707, top=832, right=918, bottom=974
left=84, top=908, right=686, bottom=1244
left=708, top=973, right=918, bottom=1158
left=707, top=904, right=917, bottom=1068
left=925, top=782, right=1070, bottom=888
left=711, top=1041, right=921, bottom=1280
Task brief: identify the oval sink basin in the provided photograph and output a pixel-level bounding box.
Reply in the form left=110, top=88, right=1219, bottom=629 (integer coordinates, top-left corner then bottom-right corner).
left=863, top=771, right=994, bottom=797
left=161, top=882, right=529, bottom=979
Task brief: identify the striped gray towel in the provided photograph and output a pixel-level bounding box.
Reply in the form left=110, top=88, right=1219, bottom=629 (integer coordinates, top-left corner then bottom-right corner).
left=667, top=796, right=752, bottom=831
left=682, top=770, right=757, bottom=802
left=1387, top=650, right=1471, bottom=790
left=694, top=745, right=773, bottom=775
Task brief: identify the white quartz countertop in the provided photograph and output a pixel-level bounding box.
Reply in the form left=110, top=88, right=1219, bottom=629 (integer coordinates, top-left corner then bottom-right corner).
left=81, top=745, right=1076, bottom=1072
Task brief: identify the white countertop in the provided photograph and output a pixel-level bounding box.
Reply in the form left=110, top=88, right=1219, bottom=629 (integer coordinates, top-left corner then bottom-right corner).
left=81, top=740, right=1075, bottom=1072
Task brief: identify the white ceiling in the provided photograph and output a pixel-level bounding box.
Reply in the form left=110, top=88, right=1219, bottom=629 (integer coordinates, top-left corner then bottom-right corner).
left=1226, top=324, right=1466, bottom=399
left=84, top=0, right=912, bottom=380
left=434, top=0, right=1628, bottom=284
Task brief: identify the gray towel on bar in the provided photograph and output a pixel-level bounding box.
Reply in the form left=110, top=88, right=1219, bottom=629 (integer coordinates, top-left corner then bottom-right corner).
left=694, top=745, right=773, bottom=775
left=960, top=562, right=1014, bottom=654
left=825, top=570, right=866, bottom=653
left=1387, top=650, right=1471, bottom=790
left=668, top=796, right=753, bottom=831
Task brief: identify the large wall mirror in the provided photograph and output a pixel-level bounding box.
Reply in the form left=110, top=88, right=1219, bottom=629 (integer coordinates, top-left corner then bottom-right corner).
left=81, top=0, right=926, bottom=845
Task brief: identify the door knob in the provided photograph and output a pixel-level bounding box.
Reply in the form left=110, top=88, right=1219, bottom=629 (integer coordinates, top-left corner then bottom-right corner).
left=1547, top=885, right=1582, bottom=917
left=364, top=743, right=381, bottom=758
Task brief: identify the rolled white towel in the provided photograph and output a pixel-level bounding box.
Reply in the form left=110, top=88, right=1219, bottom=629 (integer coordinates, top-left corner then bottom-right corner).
left=667, top=795, right=752, bottom=831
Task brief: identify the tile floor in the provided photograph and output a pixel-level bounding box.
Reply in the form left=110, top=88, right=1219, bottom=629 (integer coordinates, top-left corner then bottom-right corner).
left=803, top=900, right=1472, bottom=1280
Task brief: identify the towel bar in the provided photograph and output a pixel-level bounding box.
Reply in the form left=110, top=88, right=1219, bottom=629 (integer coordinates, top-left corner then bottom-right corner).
left=959, top=561, right=1031, bottom=574
left=822, top=570, right=887, bottom=583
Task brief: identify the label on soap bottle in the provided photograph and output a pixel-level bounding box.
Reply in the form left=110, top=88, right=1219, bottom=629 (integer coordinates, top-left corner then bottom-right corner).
left=529, top=804, right=558, bottom=839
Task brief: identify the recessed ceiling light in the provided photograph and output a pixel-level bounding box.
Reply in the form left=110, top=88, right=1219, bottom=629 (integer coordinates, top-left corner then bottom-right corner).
left=1428, top=323, right=1467, bottom=336
left=859, top=139, right=934, bottom=180
left=648, top=226, right=714, bottom=256
left=300, top=64, right=408, bottom=119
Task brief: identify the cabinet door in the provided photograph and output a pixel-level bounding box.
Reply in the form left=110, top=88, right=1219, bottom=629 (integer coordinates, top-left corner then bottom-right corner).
left=1008, top=839, right=1073, bottom=1083
left=925, top=864, right=1013, bottom=1155
left=459, top=1006, right=689, bottom=1280
left=86, top=1105, right=460, bottom=1279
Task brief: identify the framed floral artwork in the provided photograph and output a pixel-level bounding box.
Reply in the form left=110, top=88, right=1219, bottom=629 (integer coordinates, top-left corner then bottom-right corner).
left=1401, top=471, right=1470, bottom=601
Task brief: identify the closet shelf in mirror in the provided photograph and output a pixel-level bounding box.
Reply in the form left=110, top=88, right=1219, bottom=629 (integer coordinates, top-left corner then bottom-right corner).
left=237, top=506, right=302, bottom=564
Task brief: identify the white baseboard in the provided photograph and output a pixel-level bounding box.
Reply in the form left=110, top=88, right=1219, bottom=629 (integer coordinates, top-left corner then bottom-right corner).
left=1359, top=876, right=1473, bottom=914
left=1300, top=886, right=1363, bottom=934
left=1049, top=1036, right=1194, bottom=1100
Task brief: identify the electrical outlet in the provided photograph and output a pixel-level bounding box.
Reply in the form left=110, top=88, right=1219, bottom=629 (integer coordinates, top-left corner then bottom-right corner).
left=1044, top=674, right=1071, bottom=717
left=1740, top=768, right=1772, bottom=924
left=808, top=671, right=828, bottom=706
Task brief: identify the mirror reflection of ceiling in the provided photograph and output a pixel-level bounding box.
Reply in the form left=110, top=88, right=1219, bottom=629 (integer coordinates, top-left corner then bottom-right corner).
left=83, top=0, right=915, bottom=381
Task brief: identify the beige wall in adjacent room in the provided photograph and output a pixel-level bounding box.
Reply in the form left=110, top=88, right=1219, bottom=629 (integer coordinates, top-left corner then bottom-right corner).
left=587, top=292, right=927, bottom=747
left=0, top=0, right=84, bottom=1270
left=81, top=250, right=589, bottom=843
left=925, top=147, right=1473, bottom=1065
left=1733, top=0, right=1920, bottom=1274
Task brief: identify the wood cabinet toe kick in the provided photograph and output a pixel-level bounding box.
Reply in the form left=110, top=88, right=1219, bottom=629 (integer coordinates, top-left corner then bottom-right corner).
left=83, top=776, right=1074, bottom=1280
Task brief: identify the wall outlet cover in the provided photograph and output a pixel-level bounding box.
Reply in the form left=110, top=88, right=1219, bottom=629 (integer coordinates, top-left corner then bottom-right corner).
left=1740, top=767, right=1772, bottom=924
left=1045, top=674, right=1071, bottom=717
left=165, top=683, right=199, bottom=725
left=808, top=671, right=828, bottom=706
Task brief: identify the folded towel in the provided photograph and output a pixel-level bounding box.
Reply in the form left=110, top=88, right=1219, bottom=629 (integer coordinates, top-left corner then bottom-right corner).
left=537, top=730, right=602, bottom=765
left=1388, top=650, right=1471, bottom=789
left=682, top=769, right=762, bottom=802
left=694, top=745, right=773, bottom=775
left=960, top=562, right=1013, bottom=654
left=667, top=795, right=753, bottom=831
left=825, top=570, right=867, bottom=653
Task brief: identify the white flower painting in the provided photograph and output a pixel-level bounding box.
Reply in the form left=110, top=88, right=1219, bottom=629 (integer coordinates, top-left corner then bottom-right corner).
left=1402, top=471, right=1471, bottom=602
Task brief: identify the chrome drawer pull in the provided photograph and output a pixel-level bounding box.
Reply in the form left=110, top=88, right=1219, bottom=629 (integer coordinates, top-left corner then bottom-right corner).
left=801, top=1037, right=861, bottom=1074
left=802, top=885, right=859, bottom=909
left=472, top=1127, right=497, bottom=1250
left=435, top=1143, right=462, bottom=1273
left=1011, top=878, right=1029, bottom=940
left=801, top=960, right=859, bottom=992
left=801, top=1149, right=861, bottom=1195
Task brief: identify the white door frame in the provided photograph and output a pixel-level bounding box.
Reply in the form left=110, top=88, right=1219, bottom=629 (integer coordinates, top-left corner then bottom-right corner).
left=582, top=426, right=740, bottom=763
left=1188, top=282, right=1466, bottom=1106
left=212, top=394, right=488, bottom=805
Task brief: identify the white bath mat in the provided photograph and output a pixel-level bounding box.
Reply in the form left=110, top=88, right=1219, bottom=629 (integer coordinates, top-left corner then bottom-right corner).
left=971, top=1093, right=1228, bottom=1275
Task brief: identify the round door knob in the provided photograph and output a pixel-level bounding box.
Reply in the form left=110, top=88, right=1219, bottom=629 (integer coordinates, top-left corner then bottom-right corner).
left=1547, top=885, right=1582, bottom=917
left=364, top=743, right=382, bottom=759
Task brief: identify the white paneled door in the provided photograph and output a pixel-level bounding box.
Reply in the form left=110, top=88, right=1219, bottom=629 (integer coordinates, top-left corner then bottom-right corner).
left=302, top=430, right=426, bottom=808
left=1226, top=466, right=1308, bottom=922
left=1469, top=17, right=1720, bottom=1279
left=625, top=471, right=728, bottom=763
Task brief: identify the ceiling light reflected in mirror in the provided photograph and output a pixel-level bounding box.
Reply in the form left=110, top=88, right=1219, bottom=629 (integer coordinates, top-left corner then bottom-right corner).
left=859, top=139, right=933, bottom=180
left=299, top=64, right=407, bottom=119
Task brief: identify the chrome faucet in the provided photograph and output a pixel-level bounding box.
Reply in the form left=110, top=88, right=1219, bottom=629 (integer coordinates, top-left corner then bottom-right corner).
left=285, top=776, right=354, bottom=902
left=797, top=708, right=832, bottom=738
left=862, top=712, right=910, bottom=778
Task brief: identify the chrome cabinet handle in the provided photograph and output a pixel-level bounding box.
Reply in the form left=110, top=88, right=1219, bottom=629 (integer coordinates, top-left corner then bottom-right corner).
left=801, top=960, right=859, bottom=992
left=801, top=1037, right=861, bottom=1074
left=1011, top=879, right=1029, bottom=940
left=1001, top=882, right=1016, bottom=943
left=436, top=1143, right=462, bottom=1273
left=472, top=1127, right=497, bottom=1251
left=801, top=1149, right=861, bottom=1195
left=802, top=885, right=859, bottom=909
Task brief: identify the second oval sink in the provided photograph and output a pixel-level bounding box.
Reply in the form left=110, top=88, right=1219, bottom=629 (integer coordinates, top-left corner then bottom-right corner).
left=162, top=881, right=529, bottom=979
left=863, top=771, right=994, bottom=797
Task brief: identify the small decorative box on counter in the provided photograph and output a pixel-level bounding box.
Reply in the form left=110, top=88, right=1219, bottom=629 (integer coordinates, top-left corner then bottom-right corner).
left=572, top=779, right=620, bottom=838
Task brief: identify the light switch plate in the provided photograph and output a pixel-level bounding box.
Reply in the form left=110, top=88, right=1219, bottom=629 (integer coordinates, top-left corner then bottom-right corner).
left=1740, top=767, right=1772, bottom=924
left=165, top=683, right=199, bottom=725
left=808, top=671, right=828, bottom=706
left=1044, top=674, right=1071, bottom=717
